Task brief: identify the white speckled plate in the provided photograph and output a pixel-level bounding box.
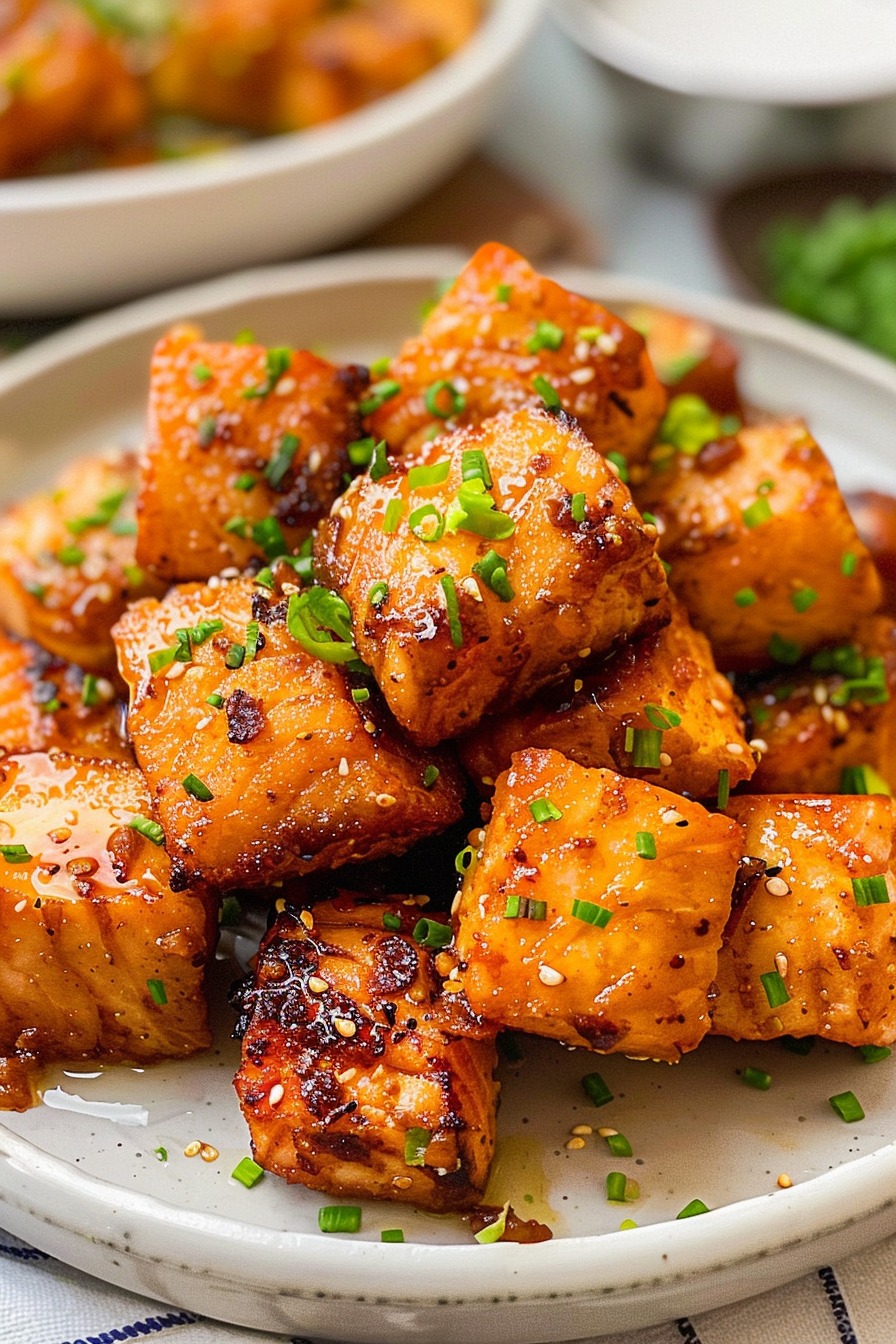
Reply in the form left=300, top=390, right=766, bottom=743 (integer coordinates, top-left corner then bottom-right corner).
left=2, top=251, right=896, bottom=1342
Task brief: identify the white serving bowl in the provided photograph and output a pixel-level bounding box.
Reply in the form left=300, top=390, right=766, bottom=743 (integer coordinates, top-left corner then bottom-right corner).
left=552, top=0, right=896, bottom=184
left=0, top=0, right=544, bottom=318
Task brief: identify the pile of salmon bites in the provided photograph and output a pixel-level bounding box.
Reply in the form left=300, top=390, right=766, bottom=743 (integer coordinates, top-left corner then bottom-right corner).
left=1, top=243, right=895, bottom=1228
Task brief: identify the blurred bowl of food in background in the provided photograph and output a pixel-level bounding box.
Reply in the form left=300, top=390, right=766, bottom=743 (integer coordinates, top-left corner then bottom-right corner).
left=0, top=0, right=544, bottom=316
left=552, top=0, right=896, bottom=186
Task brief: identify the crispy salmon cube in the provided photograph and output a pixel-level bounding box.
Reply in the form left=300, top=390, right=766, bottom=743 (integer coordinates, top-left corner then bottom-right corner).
left=636, top=418, right=881, bottom=670
left=366, top=242, right=666, bottom=463
left=316, top=407, right=669, bottom=746
left=138, top=325, right=367, bottom=581
left=740, top=616, right=896, bottom=794
left=0, top=628, right=128, bottom=761
left=0, top=450, right=163, bottom=676
left=233, top=896, right=497, bottom=1211
left=712, top=795, right=896, bottom=1046
left=621, top=303, right=742, bottom=414
left=460, top=595, right=754, bottom=800
left=453, top=748, right=743, bottom=1062
left=0, top=751, right=216, bottom=1109
left=113, top=577, right=464, bottom=889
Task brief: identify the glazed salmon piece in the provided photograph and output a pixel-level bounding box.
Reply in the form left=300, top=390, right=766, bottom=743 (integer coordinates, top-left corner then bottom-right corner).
left=316, top=406, right=669, bottom=746
left=0, top=450, right=163, bottom=676
left=453, top=748, right=743, bottom=1062
left=0, top=751, right=216, bottom=1110
left=460, top=595, right=754, bottom=800
left=138, top=324, right=367, bottom=581
left=113, top=576, right=464, bottom=890
left=740, top=616, right=896, bottom=795
left=713, top=794, right=896, bottom=1047
left=233, top=896, right=497, bottom=1210
left=366, top=241, right=667, bottom=463
left=636, top=418, right=881, bottom=671
left=0, top=628, right=128, bottom=761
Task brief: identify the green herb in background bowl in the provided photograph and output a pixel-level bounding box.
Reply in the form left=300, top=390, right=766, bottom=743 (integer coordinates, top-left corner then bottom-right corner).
left=763, top=196, right=896, bottom=360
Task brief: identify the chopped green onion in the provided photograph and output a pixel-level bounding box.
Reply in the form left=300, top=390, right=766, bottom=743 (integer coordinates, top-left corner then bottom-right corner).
left=403, top=1128, right=431, bottom=1167
left=183, top=773, right=213, bottom=802
left=206, top=693, right=224, bottom=709
left=424, top=380, right=465, bottom=419
left=570, top=899, right=612, bottom=928
left=859, top=1044, right=891, bottom=1063
left=129, top=815, right=165, bottom=846
left=829, top=1090, right=864, bottom=1123
left=369, top=580, right=389, bottom=607
left=840, top=765, right=892, bottom=796
left=619, top=1219, right=639, bottom=1231
left=241, top=347, right=292, bottom=400
left=382, top=911, right=402, bottom=931
left=0, top=844, right=31, bottom=863
left=742, top=497, right=773, bottom=529
left=231, top=1157, right=265, bottom=1188
left=111, top=518, right=137, bottom=536
left=408, top=460, right=450, bottom=490
left=233, top=329, right=254, bottom=345
left=318, top=1205, right=362, bottom=1234
left=250, top=516, right=287, bottom=561
left=219, top=895, right=242, bottom=927
left=461, top=449, right=492, bottom=487
left=382, top=499, right=406, bottom=534
left=360, top=380, right=401, bottom=416
left=503, top=895, right=547, bottom=920
left=474, top=1202, right=509, bottom=1244
left=570, top=492, right=586, bottom=523
left=56, top=544, right=85, bottom=567
left=530, top=797, right=562, bottom=823
left=381, top=1228, right=405, bottom=1243
left=408, top=504, right=445, bottom=542
left=495, top=283, right=512, bottom=303
left=146, top=978, right=167, bottom=1006
left=606, top=1172, right=627, bottom=1203
left=233, top=473, right=257, bottom=492
left=526, top=319, right=564, bottom=353
left=659, top=352, right=702, bottom=384
left=658, top=394, right=721, bottom=455
left=582, top=1071, right=613, bottom=1107
left=412, top=918, right=452, bottom=950
left=81, top=674, right=100, bottom=708
left=192, top=361, right=212, bottom=384
left=842, top=551, right=858, bottom=577
left=635, top=831, right=656, bottom=860
left=369, top=439, right=391, bottom=483
left=630, top=727, right=663, bottom=768
left=716, top=768, right=730, bottom=809
left=532, top=374, right=561, bottom=409
left=852, top=874, right=890, bottom=906
left=607, top=451, right=629, bottom=484
left=348, top=436, right=376, bottom=468
left=781, top=1035, right=815, bottom=1055
left=154, top=1146, right=168, bottom=1162
left=286, top=587, right=356, bottom=664
left=440, top=574, right=463, bottom=648
left=422, top=764, right=440, bottom=789
left=445, top=477, right=515, bottom=541
left=197, top=414, right=217, bottom=447
left=24, top=581, right=46, bottom=602
left=225, top=643, right=246, bottom=669
left=66, top=489, right=128, bottom=535
left=455, top=844, right=477, bottom=876
left=264, top=432, right=299, bottom=489
left=223, top=516, right=248, bottom=538
left=472, top=549, right=514, bottom=602
left=644, top=703, right=681, bottom=730
left=605, top=1132, right=633, bottom=1158
left=676, top=1199, right=710, bottom=1219
left=760, top=969, right=790, bottom=1008
left=245, top=621, right=260, bottom=662
left=576, top=325, right=604, bottom=343
left=741, top=1066, right=772, bottom=1091
left=768, top=633, right=802, bottom=665
left=791, top=586, right=818, bottom=613
left=351, top=687, right=370, bottom=704
left=734, top=587, right=758, bottom=607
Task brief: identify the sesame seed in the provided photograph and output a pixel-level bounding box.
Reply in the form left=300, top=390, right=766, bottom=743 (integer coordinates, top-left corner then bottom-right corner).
left=336, top=1068, right=356, bottom=1084
left=195, top=715, right=213, bottom=731
left=571, top=1124, right=593, bottom=1136
left=434, top=952, right=454, bottom=976
left=363, top=719, right=376, bottom=734
left=765, top=876, right=790, bottom=897
left=597, top=1127, right=618, bottom=1138
left=777, top=1173, right=793, bottom=1189
left=820, top=704, right=835, bottom=724
left=307, top=449, right=322, bottom=474
left=574, top=340, right=590, bottom=362
left=481, top=775, right=494, bottom=787
left=748, top=738, right=768, bottom=753
left=13, top=899, right=26, bottom=913
left=376, top=792, right=397, bottom=808
left=165, top=662, right=187, bottom=680
left=334, top=1017, right=357, bottom=1038
left=578, top=647, right=591, bottom=659
left=269, top=1083, right=285, bottom=1106
left=48, top=827, right=71, bottom=843
left=659, top=751, right=672, bottom=767
left=726, top=742, right=744, bottom=755
left=460, top=576, right=482, bottom=601
left=606, top=459, right=621, bottom=478
left=775, top=952, right=789, bottom=978
left=661, top=808, right=684, bottom=826
left=450, top=892, right=462, bottom=916
left=597, top=333, right=618, bottom=355
left=308, top=976, right=328, bottom=994
left=393, top=1175, right=413, bottom=1189
left=219, top=566, right=240, bottom=580
left=338, top=757, right=349, bottom=777
left=199, top=1144, right=219, bottom=1163
left=573, top=679, right=583, bottom=693
left=183, top=1141, right=202, bottom=1158
left=813, top=683, right=828, bottom=705
left=441, top=981, right=463, bottom=993
left=299, top=910, right=314, bottom=930
left=275, top=376, right=296, bottom=395
left=274, top=897, right=286, bottom=913
left=710, top=698, right=727, bottom=714
left=538, top=964, right=565, bottom=987
left=442, top=349, right=460, bottom=371
left=570, top=367, right=595, bottom=385
left=833, top=710, right=850, bottom=734
left=566, top=1136, right=586, bottom=1150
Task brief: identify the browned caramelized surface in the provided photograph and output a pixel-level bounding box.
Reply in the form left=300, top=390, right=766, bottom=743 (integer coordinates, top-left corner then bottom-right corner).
left=233, top=896, right=497, bottom=1210
left=0, top=450, right=164, bottom=676
left=366, top=242, right=667, bottom=462
left=0, top=751, right=216, bottom=1107
left=138, top=325, right=367, bottom=581
left=713, top=795, right=896, bottom=1046
left=113, top=577, right=464, bottom=889
left=454, top=748, right=743, bottom=1062
left=0, top=629, right=128, bottom=760
left=740, top=616, right=896, bottom=794
left=637, top=419, right=881, bottom=670
left=460, top=595, right=754, bottom=800
left=620, top=302, right=742, bottom=415
left=317, top=406, right=669, bottom=746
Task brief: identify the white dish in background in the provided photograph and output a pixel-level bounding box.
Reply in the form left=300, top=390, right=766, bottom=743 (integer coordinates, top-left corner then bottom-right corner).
left=0, top=0, right=543, bottom=319
left=1, top=250, right=896, bottom=1341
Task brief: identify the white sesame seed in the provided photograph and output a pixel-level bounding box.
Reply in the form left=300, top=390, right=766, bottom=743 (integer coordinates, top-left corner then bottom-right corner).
left=570, top=367, right=595, bottom=385
left=195, top=715, right=213, bottom=731
left=661, top=808, right=685, bottom=825
left=338, top=757, right=349, bottom=777
left=574, top=339, right=590, bottom=362
left=334, top=1017, right=357, bottom=1038
left=538, top=964, right=565, bottom=987
left=363, top=719, right=376, bottom=734
left=269, top=1083, right=285, bottom=1106
left=308, top=976, right=328, bottom=994
left=820, top=704, right=835, bottom=724
left=450, top=892, right=462, bottom=916
left=833, top=710, right=850, bottom=734
left=597, top=333, right=618, bottom=355
left=452, top=375, right=470, bottom=394
left=275, top=376, right=296, bottom=396
left=376, top=792, right=397, bottom=808
left=219, top=566, right=240, bottom=580
left=442, top=349, right=460, bottom=371
left=813, top=683, right=828, bottom=705
left=307, top=448, right=322, bottom=474
left=597, top=1127, right=618, bottom=1138
left=710, top=698, right=727, bottom=714
left=183, top=1141, right=202, bottom=1158
left=748, top=738, right=768, bottom=753
left=165, top=662, right=187, bottom=680
left=393, top=1175, right=413, bottom=1189
left=336, top=1068, right=356, bottom=1084
left=571, top=1124, right=593, bottom=1136
left=606, top=459, right=621, bottom=478
left=766, top=877, right=790, bottom=897
left=659, top=751, right=672, bottom=767
left=726, top=742, right=744, bottom=755
left=13, top=899, right=26, bottom=913
left=566, top=1136, right=586, bottom=1150
left=775, top=951, right=789, bottom=978
left=461, top=576, right=482, bottom=601
left=199, top=1144, right=219, bottom=1163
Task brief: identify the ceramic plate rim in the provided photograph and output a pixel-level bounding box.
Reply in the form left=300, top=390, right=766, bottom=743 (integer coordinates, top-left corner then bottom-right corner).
left=2, top=248, right=896, bottom=1310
